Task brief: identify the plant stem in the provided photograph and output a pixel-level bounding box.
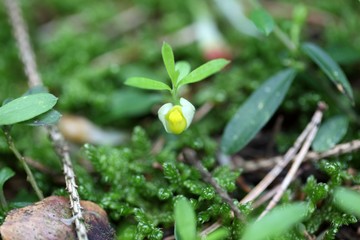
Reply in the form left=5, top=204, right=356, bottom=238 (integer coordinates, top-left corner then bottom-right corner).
left=171, top=88, right=180, bottom=105
left=4, top=130, right=44, bottom=200
left=0, top=189, right=7, bottom=209
left=183, top=148, right=245, bottom=221
left=273, top=25, right=297, bottom=52
left=3, top=0, right=88, bottom=238
left=248, top=0, right=297, bottom=52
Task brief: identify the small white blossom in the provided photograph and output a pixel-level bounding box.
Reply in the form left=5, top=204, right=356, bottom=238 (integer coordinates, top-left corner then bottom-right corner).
left=158, top=98, right=195, bottom=134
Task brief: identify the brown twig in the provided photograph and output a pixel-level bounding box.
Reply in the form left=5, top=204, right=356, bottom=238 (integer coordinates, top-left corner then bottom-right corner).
left=3, top=0, right=88, bottom=239
left=24, top=157, right=60, bottom=177
left=252, top=169, right=304, bottom=209
left=240, top=102, right=326, bottom=204
left=183, top=148, right=244, bottom=221
left=236, top=139, right=360, bottom=172
left=3, top=0, right=41, bottom=88
left=252, top=185, right=279, bottom=209
left=257, top=102, right=326, bottom=220
left=193, top=102, right=214, bottom=123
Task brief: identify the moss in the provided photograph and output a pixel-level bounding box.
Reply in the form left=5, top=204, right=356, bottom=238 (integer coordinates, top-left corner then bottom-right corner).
left=1, top=0, right=360, bottom=239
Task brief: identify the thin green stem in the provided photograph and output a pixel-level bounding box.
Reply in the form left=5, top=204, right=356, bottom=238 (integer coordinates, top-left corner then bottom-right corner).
left=248, top=0, right=297, bottom=52
left=273, top=25, right=297, bottom=52
left=4, top=130, right=44, bottom=200
left=171, top=87, right=180, bottom=105
left=0, top=189, right=7, bottom=209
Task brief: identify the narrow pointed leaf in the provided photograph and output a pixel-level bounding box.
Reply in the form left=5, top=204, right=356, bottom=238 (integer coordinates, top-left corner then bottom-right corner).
left=162, top=42, right=177, bottom=85
left=0, top=93, right=58, bottom=125
left=302, top=42, right=354, bottom=103
left=221, top=69, right=296, bottom=154
left=0, top=167, right=15, bottom=190
left=242, top=203, right=308, bottom=240
left=178, top=59, right=230, bottom=87
left=250, top=8, right=275, bottom=36
left=203, top=227, right=229, bottom=240
left=174, top=197, right=197, bottom=240
left=175, top=61, right=191, bottom=82
left=125, top=77, right=171, bottom=91
left=333, top=187, right=360, bottom=218
left=312, top=115, right=348, bottom=152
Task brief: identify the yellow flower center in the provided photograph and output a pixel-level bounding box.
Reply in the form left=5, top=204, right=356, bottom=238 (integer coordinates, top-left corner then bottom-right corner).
left=165, top=106, right=187, bottom=134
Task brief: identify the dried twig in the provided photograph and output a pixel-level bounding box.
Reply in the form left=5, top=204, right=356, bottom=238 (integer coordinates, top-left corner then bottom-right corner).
left=24, top=157, right=60, bottom=177
left=236, top=139, right=360, bottom=172
left=193, top=102, right=214, bottom=123
left=3, top=0, right=41, bottom=88
left=252, top=185, right=279, bottom=209
left=183, top=148, right=244, bottom=221
left=3, top=0, right=88, bottom=239
left=257, top=102, right=326, bottom=220
left=240, top=103, right=325, bottom=204
left=305, top=140, right=360, bottom=161
left=47, top=126, right=87, bottom=239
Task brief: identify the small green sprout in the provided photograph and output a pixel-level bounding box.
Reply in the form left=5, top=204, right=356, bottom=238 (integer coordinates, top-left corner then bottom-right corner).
left=125, top=42, right=229, bottom=134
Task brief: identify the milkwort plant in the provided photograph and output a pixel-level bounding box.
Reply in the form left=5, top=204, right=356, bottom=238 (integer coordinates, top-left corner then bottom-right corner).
left=1, top=1, right=359, bottom=240
left=125, top=42, right=229, bottom=134
left=0, top=87, right=61, bottom=212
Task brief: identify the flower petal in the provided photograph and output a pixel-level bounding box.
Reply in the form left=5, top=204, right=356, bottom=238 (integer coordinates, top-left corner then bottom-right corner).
left=165, top=106, right=187, bottom=134
left=158, top=103, right=173, bottom=132
left=180, top=98, right=195, bottom=129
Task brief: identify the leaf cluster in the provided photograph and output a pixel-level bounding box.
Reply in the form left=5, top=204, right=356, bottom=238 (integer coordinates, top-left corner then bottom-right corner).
left=125, top=42, right=229, bottom=102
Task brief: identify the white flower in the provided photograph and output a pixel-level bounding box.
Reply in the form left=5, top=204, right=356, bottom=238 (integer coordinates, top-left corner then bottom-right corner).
left=158, top=98, right=195, bottom=134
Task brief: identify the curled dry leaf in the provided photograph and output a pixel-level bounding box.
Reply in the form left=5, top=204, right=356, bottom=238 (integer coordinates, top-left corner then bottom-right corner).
left=58, top=114, right=128, bottom=145
left=0, top=196, right=115, bottom=240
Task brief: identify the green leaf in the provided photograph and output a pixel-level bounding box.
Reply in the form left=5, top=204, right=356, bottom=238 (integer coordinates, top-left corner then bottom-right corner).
left=302, top=42, right=354, bottom=103
left=221, top=69, right=296, bottom=154
left=162, top=42, right=177, bottom=85
left=25, top=110, right=62, bottom=126
left=108, top=89, right=163, bottom=119
left=174, top=197, right=197, bottom=240
left=203, top=227, right=229, bottom=240
left=242, top=203, right=308, bottom=240
left=333, top=187, right=360, bottom=218
left=0, top=93, right=58, bottom=126
left=124, top=77, right=171, bottom=91
left=312, top=115, right=348, bottom=152
left=2, top=98, right=13, bottom=106
left=178, top=59, right=230, bottom=87
left=175, top=61, right=191, bottom=82
left=0, top=167, right=15, bottom=190
left=250, top=8, right=275, bottom=36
